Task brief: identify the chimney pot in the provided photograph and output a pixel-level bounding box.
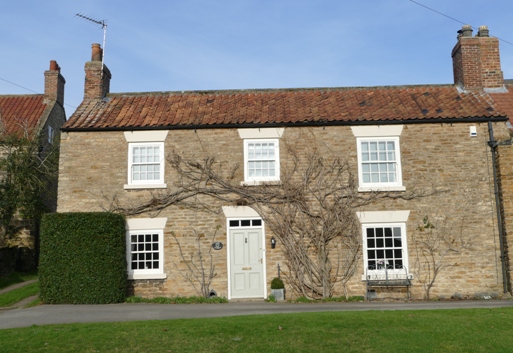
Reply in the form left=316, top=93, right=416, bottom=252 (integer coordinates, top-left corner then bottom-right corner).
left=478, top=25, right=490, bottom=37
left=49, top=60, right=58, bottom=71
left=91, top=43, right=102, bottom=61
left=461, top=25, right=473, bottom=37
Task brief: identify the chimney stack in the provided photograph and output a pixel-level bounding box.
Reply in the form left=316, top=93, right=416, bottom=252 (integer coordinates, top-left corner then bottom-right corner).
left=84, top=43, right=111, bottom=100
left=44, top=60, right=65, bottom=106
left=452, top=25, right=504, bottom=90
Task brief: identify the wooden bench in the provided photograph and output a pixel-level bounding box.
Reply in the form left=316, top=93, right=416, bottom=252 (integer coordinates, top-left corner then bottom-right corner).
left=365, top=266, right=413, bottom=301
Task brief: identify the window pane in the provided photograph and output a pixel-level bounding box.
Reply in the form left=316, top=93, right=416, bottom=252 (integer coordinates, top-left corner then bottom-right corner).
left=268, top=144, right=275, bottom=158
left=255, top=144, right=262, bottom=159
left=366, top=225, right=405, bottom=271
left=261, top=143, right=268, bottom=157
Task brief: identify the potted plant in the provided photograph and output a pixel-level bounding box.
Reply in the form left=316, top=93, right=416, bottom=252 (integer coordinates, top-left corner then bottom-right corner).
left=270, top=277, right=285, bottom=301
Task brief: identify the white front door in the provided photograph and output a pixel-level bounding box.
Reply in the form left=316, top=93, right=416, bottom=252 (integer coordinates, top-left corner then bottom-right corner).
left=229, top=225, right=264, bottom=298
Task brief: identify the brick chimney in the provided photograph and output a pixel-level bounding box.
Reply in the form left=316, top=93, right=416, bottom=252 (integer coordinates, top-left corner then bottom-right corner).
left=84, top=43, right=112, bottom=100
left=452, top=25, right=504, bottom=90
left=44, top=60, right=65, bottom=106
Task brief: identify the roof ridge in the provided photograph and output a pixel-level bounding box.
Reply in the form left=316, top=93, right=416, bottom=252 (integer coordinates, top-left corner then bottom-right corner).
left=106, top=83, right=459, bottom=98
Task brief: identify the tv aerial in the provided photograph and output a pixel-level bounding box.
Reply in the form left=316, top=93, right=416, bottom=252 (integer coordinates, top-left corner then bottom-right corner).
left=76, top=13, right=108, bottom=76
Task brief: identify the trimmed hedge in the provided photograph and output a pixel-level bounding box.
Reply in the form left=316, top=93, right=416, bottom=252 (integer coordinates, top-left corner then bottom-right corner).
left=39, top=212, right=127, bottom=304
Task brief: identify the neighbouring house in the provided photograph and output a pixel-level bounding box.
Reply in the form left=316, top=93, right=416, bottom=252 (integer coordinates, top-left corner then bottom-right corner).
left=0, top=60, right=66, bottom=273
left=58, top=26, right=513, bottom=300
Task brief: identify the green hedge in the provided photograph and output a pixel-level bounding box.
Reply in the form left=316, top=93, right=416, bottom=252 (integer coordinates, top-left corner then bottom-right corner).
left=39, top=212, right=127, bottom=304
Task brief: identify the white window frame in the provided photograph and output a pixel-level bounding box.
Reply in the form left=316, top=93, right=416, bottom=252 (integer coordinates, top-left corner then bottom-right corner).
left=362, top=222, right=408, bottom=276
left=124, top=130, right=168, bottom=190
left=126, top=218, right=167, bottom=280
left=352, top=125, right=405, bottom=192
left=357, top=210, right=410, bottom=280
left=126, top=142, right=166, bottom=188
left=356, top=136, right=403, bottom=191
left=243, top=139, right=280, bottom=184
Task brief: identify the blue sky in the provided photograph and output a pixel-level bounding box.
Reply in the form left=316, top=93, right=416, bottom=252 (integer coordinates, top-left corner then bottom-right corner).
left=1, top=0, right=513, bottom=114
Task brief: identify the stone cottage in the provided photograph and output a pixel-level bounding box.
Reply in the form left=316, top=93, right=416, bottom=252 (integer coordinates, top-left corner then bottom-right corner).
left=58, top=27, right=513, bottom=300
left=0, top=60, right=66, bottom=273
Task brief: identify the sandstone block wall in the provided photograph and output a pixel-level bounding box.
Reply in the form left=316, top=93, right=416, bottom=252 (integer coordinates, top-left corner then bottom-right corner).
left=57, top=121, right=509, bottom=299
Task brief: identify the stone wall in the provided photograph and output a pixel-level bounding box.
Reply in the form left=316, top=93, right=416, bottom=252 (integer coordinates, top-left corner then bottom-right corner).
left=498, top=140, right=513, bottom=293
left=57, top=121, right=509, bottom=299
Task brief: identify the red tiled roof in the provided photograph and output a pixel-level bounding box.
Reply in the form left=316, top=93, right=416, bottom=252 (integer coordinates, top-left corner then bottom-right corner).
left=0, top=95, right=47, bottom=135
left=63, top=84, right=512, bottom=131
left=489, top=85, right=513, bottom=124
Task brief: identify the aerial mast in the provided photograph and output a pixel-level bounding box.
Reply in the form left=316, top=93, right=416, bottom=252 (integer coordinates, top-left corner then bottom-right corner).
left=76, top=14, right=108, bottom=77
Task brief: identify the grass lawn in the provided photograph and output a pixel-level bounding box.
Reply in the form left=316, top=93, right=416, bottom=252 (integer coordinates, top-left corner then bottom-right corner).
left=1, top=307, right=512, bottom=352
left=0, top=282, right=39, bottom=307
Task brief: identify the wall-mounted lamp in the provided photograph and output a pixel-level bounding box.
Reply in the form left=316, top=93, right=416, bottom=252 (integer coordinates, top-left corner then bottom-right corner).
left=271, top=236, right=276, bottom=249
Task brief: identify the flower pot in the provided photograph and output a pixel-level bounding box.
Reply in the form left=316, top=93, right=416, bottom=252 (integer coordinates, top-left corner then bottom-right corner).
left=271, top=288, right=285, bottom=301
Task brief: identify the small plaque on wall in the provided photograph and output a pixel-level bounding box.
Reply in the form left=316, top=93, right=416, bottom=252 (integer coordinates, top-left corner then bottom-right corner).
left=212, top=242, right=223, bottom=250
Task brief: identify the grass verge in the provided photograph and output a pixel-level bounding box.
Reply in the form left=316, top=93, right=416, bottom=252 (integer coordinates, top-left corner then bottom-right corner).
left=0, top=282, right=39, bottom=307
left=0, top=271, right=38, bottom=290
left=1, top=307, right=513, bottom=352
